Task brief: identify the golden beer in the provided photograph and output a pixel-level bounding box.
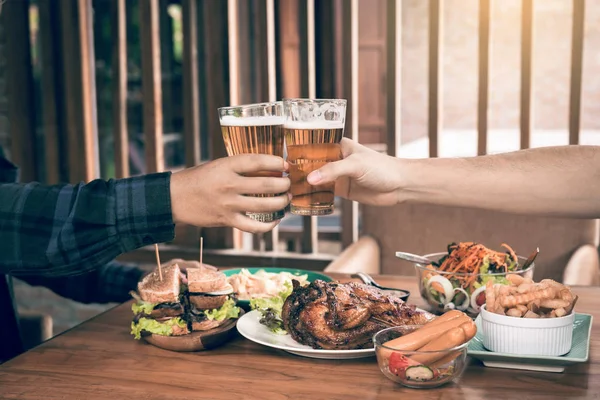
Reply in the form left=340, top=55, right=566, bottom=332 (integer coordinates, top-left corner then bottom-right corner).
left=221, top=120, right=284, bottom=162
left=219, top=102, right=285, bottom=222
left=283, top=98, right=347, bottom=216
left=285, top=125, right=343, bottom=215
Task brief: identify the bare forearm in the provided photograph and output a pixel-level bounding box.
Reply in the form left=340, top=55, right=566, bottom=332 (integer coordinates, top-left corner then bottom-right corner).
left=400, top=146, right=600, bottom=218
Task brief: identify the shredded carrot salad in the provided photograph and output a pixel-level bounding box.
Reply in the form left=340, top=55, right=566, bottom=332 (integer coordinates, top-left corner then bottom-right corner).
left=426, top=242, right=518, bottom=288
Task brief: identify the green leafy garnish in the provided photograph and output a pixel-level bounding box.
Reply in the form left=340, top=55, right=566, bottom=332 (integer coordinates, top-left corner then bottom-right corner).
left=250, top=281, right=293, bottom=334
left=478, top=255, right=510, bottom=286
left=205, top=298, right=240, bottom=321
left=131, top=301, right=156, bottom=315
left=480, top=275, right=510, bottom=286
left=130, top=317, right=186, bottom=340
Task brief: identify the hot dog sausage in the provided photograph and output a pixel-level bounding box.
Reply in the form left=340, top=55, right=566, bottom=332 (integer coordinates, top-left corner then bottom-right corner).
left=429, top=350, right=460, bottom=368
left=410, top=326, right=467, bottom=365
left=381, top=310, right=469, bottom=352
left=458, top=319, right=477, bottom=342
left=426, top=321, right=476, bottom=368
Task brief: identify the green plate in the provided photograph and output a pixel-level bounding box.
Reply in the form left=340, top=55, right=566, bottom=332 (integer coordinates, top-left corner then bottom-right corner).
left=221, top=267, right=333, bottom=310
left=468, top=313, right=593, bottom=373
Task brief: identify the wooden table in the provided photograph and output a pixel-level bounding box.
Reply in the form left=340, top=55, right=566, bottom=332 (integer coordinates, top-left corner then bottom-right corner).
left=0, top=274, right=597, bottom=399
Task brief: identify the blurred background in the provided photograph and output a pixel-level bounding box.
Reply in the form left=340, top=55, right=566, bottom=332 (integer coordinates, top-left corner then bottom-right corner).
left=1, top=0, right=599, bottom=336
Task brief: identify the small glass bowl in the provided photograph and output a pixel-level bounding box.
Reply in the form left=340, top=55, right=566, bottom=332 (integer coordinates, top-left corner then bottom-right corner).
left=373, top=326, right=469, bottom=389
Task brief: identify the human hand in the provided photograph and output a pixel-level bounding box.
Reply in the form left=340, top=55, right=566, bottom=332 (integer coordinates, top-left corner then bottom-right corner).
left=170, top=154, right=291, bottom=233
left=306, top=138, right=402, bottom=206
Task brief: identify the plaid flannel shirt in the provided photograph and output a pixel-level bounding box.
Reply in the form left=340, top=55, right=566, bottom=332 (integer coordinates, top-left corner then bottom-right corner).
left=0, top=146, right=175, bottom=361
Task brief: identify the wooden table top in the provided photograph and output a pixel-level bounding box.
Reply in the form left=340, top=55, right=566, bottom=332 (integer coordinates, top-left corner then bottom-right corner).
left=0, top=274, right=597, bottom=399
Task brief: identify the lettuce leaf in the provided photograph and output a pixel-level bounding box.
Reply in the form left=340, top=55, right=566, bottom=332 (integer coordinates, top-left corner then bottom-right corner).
left=130, top=317, right=186, bottom=340
left=480, top=256, right=490, bottom=275
left=480, top=275, right=510, bottom=286
left=250, top=281, right=293, bottom=315
left=205, top=298, right=240, bottom=321
left=475, top=255, right=509, bottom=287
left=249, top=281, right=293, bottom=334
left=131, top=301, right=156, bottom=315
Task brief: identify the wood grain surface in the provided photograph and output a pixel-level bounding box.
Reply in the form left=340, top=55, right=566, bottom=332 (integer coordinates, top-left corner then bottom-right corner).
left=0, top=274, right=597, bottom=399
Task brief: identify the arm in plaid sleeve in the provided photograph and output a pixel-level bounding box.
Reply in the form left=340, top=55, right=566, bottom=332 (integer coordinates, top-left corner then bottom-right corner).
left=0, top=173, right=175, bottom=277
left=16, top=260, right=146, bottom=304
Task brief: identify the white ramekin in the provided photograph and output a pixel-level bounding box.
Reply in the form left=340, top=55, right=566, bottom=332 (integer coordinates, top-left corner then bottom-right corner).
left=480, top=304, right=575, bottom=356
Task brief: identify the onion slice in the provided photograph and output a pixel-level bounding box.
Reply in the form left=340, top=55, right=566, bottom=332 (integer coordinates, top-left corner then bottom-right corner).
left=452, top=287, right=471, bottom=311
left=425, top=275, right=454, bottom=305
left=470, top=285, right=487, bottom=312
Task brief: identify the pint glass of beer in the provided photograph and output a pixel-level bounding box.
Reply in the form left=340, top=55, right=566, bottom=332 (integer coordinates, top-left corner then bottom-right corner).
left=218, top=101, right=285, bottom=222
left=283, top=98, right=347, bottom=216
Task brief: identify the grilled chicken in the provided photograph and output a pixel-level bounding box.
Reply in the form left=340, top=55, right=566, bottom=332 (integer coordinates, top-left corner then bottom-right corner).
left=282, top=280, right=433, bottom=350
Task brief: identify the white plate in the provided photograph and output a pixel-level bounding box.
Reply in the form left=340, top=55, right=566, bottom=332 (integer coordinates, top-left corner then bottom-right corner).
left=236, top=310, right=375, bottom=359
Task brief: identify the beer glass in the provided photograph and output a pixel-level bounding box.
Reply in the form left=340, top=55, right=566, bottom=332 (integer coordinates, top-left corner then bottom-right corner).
left=218, top=101, right=285, bottom=222
left=283, top=98, right=347, bottom=216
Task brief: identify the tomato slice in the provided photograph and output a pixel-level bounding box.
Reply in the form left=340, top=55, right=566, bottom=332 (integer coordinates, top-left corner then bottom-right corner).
left=476, top=291, right=486, bottom=307
left=388, top=352, right=421, bottom=377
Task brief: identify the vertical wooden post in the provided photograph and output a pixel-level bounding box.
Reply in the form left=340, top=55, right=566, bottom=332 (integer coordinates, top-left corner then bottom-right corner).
left=569, top=0, right=585, bottom=146
left=159, top=0, right=174, bottom=134
left=5, top=0, right=38, bottom=182
left=59, top=0, right=99, bottom=182
left=275, top=0, right=302, bottom=100
left=77, top=0, right=99, bottom=180
left=140, top=0, right=164, bottom=173
left=428, top=0, right=442, bottom=158
left=112, top=0, right=129, bottom=178
left=264, top=0, right=279, bottom=252
left=182, top=0, right=200, bottom=167
left=340, top=0, right=359, bottom=248
left=38, top=0, right=64, bottom=184
left=177, top=0, right=202, bottom=245
left=520, top=0, right=534, bottom=150
left=315, top=0, right=337, bottom=100
left=385, top=0, right=402, bottom=157
left=227, top=0, right=241, bottom=106
left=200, top=0, right=234, bottom=249
left=477, top=0, right=491, bottom=156
left=266, top=0, right=277, bottom=103
left=298, top=0, right=319, bottom=254
left=226, top=0, right=245, bottom=250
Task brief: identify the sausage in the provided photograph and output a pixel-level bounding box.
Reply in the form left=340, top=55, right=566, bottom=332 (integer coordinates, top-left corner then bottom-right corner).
left=429, top=350, right=460, bottom=368
left=411, top=326, right=467, bottom=365
left=429, top=321, right=477, bottom=368
left=381, top=310, right=469, bottom=352
left=458, top=320, right=477, bottom=341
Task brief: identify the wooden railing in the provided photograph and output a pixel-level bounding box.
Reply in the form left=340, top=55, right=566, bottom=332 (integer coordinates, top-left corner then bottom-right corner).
left=2, top=0, right=590, bottom=269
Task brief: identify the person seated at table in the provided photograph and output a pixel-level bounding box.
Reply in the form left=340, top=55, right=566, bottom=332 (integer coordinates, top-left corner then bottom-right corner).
left=0, top=145, right=290, bottom=362
left=307, top=138, right=600, bottom=218
left=0, top=147, right=290, bottom=275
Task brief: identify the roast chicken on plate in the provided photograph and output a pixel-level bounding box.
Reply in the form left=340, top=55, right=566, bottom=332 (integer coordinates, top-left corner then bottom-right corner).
left=281, top=280, right=434, bottom=350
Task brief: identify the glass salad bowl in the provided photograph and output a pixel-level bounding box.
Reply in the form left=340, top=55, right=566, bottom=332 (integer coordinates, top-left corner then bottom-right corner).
left=373, top=326, right=469, bottom=389
left=415, top=251, right=535, bottom=318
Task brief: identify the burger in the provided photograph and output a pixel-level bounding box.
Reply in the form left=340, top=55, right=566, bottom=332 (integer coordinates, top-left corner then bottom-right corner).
left=186, top=267, right=239, bottom=331
left=130, top=262, right=240, bottom=340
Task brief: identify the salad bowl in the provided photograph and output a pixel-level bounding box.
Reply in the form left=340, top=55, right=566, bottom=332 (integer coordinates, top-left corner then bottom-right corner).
left=413, top=247, right=535, bottom=317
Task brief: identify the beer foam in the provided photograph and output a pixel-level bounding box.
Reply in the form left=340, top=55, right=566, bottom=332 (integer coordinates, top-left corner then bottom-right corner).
left=283, top=120, right=345, bottom=130
left=220, top=115, right=284, bottom=127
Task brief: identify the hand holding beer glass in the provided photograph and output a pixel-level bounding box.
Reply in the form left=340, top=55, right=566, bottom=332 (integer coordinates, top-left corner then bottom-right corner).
left=283, top=98, right=347, bottom=216
left=218, top=102, right=286, bottom=222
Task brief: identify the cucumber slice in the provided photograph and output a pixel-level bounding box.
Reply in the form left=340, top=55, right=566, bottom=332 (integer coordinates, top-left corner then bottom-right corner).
left=405, top=365, right=435, bottom=382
